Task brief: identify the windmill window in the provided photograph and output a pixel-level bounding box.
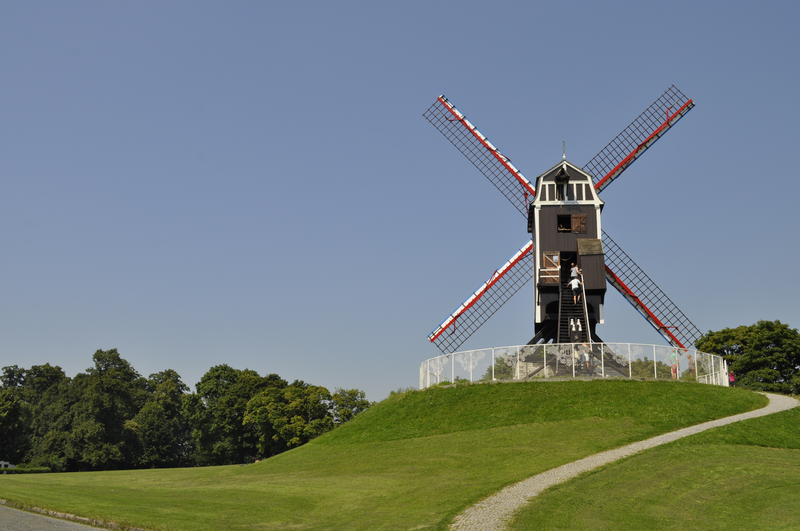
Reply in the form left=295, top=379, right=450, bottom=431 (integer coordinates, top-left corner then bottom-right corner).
left=557, top=214, right=587, bottom=233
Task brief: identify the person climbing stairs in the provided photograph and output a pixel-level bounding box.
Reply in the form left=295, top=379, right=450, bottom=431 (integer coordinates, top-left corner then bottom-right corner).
left=558, top=273, right=589, bottom=344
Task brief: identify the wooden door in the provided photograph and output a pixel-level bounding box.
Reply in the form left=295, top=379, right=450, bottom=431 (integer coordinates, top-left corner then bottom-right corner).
left=540, top=252, right=559, bottom=284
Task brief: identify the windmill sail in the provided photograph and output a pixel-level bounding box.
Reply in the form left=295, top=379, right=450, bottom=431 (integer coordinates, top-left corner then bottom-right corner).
left=602, top=230, right=702, bottom=349
left=424, top=96, right=535, bottom=217
left=585, top=85, right=694, bottom=193
left=428, top=241, right=533, bottom=354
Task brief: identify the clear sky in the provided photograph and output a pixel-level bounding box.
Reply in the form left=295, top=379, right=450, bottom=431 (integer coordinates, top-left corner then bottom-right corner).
left=2, top=1, right=799, bottom=402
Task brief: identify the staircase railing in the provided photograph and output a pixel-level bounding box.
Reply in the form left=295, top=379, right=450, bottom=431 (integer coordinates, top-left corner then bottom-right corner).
left=556, top=271, right=563, bottom=343
left=580, top=273, right=591, bottom=346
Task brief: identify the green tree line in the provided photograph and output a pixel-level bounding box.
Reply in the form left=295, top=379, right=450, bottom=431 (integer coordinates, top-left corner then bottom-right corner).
left=696, top=319, right=800, bottom=395
left=0, top=349, right=371, bottom=471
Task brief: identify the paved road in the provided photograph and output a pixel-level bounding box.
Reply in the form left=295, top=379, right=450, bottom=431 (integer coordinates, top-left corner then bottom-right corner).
left=0, top=505, right=102, bottom=530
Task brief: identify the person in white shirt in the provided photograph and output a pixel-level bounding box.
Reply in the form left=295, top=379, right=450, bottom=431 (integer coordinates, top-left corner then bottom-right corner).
left=568, top=277, right=582, bottom=304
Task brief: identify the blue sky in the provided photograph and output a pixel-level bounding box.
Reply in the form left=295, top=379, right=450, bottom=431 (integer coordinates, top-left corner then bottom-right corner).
left=2, top=1, right=798, bottom=402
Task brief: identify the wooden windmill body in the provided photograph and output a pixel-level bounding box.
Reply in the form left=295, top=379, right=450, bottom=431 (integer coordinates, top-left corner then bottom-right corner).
left=529, top=159, right=606, bottom=345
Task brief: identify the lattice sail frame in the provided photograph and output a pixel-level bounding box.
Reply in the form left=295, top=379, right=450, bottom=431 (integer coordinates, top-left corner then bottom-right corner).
left=423, top=96, right=535, bottom=217
left=602, top=231, right=702, bottom=349
left=428, top=242, right=533, bottom=355
left=584, top=85, right=694, bottom=192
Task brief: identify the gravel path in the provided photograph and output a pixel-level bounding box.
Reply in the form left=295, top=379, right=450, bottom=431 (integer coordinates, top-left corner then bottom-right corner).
left=450, top=392, right=799, bottom=531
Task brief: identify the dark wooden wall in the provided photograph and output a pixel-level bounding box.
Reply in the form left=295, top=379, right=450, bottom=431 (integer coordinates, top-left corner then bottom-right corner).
left=580, top=255, right=606, bottom=290
left=537, top=205, right=599, bottom=253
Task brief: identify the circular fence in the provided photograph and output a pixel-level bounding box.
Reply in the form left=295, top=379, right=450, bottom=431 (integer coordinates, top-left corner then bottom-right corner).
left=419, top=343, right=729, bottom=389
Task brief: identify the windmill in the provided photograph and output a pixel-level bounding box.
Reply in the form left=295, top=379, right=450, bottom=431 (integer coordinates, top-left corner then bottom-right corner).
left=424, top=86, right=702, bottom=360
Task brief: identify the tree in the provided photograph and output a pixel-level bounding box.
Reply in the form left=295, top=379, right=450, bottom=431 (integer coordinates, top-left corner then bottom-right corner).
left=22, top=364, right=68, bottom=404
left=5, top=351, right=359, bottom=469
left=240, top=386, right=286, bottom=458
left=27, top=349, right=148, bottom=471
left=131, top=369, right=191, bottom=468
left=26, top=376, right=74, bottom=471
left=483, top=357, right=514, bottom=380
left=1, top=365, right=26, bottom=389
left=243, top=380, right=334, bottom=457
left=629, top=357, right=672, bottom=379
left=330, top=388, right=371, bottom=424
left=184, top=365, right=282, bottom=465
left=1, top=366, right=30, bottom=462
left=696, top=320, right=800, bottom=395
left=0, top=389, right=27, bottom=463
left=271, top=381, right=333, bottom=447
left=70, top=350, right=147, bottom=470
left=1, top=363, right=68, bottom=465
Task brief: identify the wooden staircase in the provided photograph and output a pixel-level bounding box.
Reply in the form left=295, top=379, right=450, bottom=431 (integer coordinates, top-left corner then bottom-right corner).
left=557, top=275, right=589, bottom=344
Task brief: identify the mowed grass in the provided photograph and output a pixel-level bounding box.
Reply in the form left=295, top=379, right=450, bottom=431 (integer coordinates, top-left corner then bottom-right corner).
left=0, top=380, right=767, bottom=531
left=509, top=399, right=800, bottom=531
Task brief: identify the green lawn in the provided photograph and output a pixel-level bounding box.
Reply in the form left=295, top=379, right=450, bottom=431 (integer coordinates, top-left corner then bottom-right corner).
left=0, top=380, right=767, bottom=531
left=509, top=404, right=800, bottom=530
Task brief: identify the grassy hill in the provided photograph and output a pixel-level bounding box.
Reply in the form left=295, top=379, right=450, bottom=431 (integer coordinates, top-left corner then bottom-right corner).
left=0, top=380, right=768, bottom=531
left=509, top=404, right=800, bottom=530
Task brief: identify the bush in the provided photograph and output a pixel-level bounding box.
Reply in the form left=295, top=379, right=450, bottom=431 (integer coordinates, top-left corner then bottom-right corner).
left=4, top=466, right=51, bottom=474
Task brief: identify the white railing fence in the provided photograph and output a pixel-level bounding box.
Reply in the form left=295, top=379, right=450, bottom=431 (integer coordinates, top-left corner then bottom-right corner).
left=419, top=343, right=729, bottom=389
